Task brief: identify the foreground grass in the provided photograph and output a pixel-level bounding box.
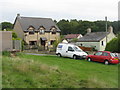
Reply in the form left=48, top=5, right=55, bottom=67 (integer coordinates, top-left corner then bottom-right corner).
left=2, top=53, right=118, bottom=88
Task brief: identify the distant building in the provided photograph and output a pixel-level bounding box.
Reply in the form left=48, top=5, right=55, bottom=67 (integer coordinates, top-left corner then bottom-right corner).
left=13, top=14, right=61, bottom=49
left=76, top=27, right=116, bottom=51
left=65, top=34, right=83, bottom=42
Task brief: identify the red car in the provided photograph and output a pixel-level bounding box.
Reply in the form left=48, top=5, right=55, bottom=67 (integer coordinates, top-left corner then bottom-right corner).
left=86, top=51, right=119, bottom=65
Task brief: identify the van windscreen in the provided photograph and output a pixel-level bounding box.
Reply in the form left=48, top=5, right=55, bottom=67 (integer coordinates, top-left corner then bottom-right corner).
left=73, top=46, right=83, bottom=52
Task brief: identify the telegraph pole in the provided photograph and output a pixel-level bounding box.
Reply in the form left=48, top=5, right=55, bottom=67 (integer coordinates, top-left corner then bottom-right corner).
left=105, top=16, right=108, bottom=45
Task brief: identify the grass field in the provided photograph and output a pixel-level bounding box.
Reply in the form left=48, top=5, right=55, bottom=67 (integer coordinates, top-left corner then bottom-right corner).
left=2, top=53, right=119, bottom=88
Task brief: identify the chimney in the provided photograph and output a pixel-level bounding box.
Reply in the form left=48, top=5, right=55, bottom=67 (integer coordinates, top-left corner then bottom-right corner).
left=108, top=26, right=113, bottom=33
left=17, top=13, right=20, bottom=17
left=87, top=28, right=91, bottom=33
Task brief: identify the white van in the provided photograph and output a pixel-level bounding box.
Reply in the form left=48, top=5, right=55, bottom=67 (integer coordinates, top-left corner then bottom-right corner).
left=56, top=43, right=88, bottom=59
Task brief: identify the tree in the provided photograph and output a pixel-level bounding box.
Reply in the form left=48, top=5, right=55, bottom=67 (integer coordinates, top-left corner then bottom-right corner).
left=1, top=22, right=13, bottom=30
left=105, top=33, right=120, bottom=52
left=12, top=32, right=18, bottom=38
left=56, top=19, right=119, bottom=36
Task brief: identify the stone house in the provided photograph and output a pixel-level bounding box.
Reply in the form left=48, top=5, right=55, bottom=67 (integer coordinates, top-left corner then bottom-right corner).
left=76, top=27, right=116, bottom=51
left=13, top=14, right=61, bottom=49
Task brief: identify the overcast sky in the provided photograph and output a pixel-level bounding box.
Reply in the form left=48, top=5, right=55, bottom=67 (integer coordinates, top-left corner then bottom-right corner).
left=0, top=0, right=119, bottom=23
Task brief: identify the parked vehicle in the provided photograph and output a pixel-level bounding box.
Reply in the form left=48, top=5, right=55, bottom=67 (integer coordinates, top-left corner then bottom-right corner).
left=56, top=43, right=88, bottom=59
left=86, top=51, right=119, bottom=65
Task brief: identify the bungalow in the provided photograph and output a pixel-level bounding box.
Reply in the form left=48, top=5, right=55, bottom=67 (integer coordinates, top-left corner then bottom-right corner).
left=13, top=14, right=61, bottom=49
left=65, top=34, right=83, bottom=42
left=76, top=26, right=116, bottom=51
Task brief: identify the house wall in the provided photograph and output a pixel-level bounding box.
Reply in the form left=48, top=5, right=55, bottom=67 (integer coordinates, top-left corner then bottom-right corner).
left=107, top=32, right=116, bottom=42
left=76, top=42, right=100, bottom=51
left=24, top=32, right=60, bottom=46
left=13, top=19, right=24, bottom=39
left=99, top=38, right=106, bottom=51
left=0, top=31, right=13, bottom=51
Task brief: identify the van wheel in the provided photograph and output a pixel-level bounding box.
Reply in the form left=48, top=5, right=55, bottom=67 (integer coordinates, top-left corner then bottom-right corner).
left=73, top=55, right=77, bottom=59
left=87, top=58, right=91, bottom=62
left=104, top=60, right=109, bottom=65
left=57, top=53, right=61, bottom=57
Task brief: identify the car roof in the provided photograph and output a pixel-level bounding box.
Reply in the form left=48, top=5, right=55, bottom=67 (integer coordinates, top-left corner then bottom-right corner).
left=97, top=51, right=111, bottom=53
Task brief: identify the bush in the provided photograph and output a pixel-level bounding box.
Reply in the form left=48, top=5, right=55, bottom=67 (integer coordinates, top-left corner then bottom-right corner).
left=12, top=32, right=18, bottom=38
left=2, top=51, right=11, bottom=56
left=105, top=38, right=118, bottom=52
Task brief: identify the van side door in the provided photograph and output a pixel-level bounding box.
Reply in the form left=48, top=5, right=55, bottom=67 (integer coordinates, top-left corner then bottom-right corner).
left=66, top=46, right=74, bottom=58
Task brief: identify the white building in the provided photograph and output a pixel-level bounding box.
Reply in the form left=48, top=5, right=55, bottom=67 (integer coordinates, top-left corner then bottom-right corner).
left=76, top=26, right=116, bottom=51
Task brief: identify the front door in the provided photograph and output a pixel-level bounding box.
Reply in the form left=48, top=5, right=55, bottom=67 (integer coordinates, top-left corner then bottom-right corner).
left=40, top=38, right=46, bottom=49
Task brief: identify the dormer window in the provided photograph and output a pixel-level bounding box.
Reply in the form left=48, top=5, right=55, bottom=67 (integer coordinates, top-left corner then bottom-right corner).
left=27, top=25, right=35, bottom=35
left=39, top=26, right=45, bottom=34
left=28, top=25, right=35, bottom=31
left=51, top=26, right=57, bottom=34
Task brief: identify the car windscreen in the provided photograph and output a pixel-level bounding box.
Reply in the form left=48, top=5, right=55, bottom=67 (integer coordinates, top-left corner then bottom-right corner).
left=73, top=46, right=83, bottom=52
left=110, top=53, right=117, bottom=57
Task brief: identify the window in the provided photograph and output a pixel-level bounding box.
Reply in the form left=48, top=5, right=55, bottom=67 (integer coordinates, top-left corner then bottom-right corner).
left=29, top=31, right=34, bottom=34
left=29, top=41, right=37, bottom=45
left=101, top=41, right=104, bottom=46
left=51, top=40, right=55, bottom=45
left=40, top=30, right=45, bottom=34
left=95, top=52, right=102, bottom=56
left=103, top=52, right=108, bottom=56
left=51, top=26, right=57, bottom=34
left=58, top=45, right=63, bottom=48
left=52, top=32, right=56, bottom=34
left=28, top=26, right=35, bottom=35
left=110, top=53, right=117, bottom=57
left=39, top=26, right=45, bottom=34
left=68, top=47, right=74, bottom=51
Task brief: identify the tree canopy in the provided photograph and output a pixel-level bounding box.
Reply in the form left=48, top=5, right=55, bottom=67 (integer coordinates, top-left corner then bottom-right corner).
left=56, top=19, right=118, bottom=35
left=1, top=22, right=13, bottom=31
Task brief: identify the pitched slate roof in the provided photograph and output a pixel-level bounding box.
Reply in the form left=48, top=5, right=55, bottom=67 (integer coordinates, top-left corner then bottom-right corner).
left=78, top=32, right=110, bottom=42
left=16, top=16, right=61, bottom=32
left=65, top=34, right=81, bottom=39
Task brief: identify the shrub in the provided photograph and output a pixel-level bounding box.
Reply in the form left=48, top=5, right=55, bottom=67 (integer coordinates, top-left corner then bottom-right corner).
left=105, top=38, right=118, bottom=52
left=2, top=51, right=11, bottom=56
left=12, top=32, right=18, bottom=38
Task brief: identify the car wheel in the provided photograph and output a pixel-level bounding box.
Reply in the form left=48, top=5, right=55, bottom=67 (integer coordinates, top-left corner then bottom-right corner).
left=73, top=55, right=77, bottom=59
left=104, top=60, right=109, bottom=65
left=87, top=58, right=91, bottom=62
left=57, top=53, right=61, bottom=57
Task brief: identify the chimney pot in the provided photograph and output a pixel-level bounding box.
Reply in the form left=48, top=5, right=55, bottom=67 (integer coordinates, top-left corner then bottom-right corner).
left=87, top=28, right=91, bottom=33
left=108, top=26, right=113, bottom=33
left=17, top=13, right=20, bottom=17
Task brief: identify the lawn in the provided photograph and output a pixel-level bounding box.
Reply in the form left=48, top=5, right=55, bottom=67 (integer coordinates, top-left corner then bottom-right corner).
left=2, top=53, right=119, bottom=88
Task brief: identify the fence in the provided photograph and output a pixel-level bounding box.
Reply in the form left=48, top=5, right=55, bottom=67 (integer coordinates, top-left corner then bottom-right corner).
left=13, top=40, right=21, bottom=51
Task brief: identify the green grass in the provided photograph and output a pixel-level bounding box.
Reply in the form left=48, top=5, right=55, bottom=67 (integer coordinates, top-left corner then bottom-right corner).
left=2, top=53, right=119, bottom=88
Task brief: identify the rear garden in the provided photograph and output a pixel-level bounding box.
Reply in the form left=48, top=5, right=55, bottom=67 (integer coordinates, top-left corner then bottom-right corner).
left=2, top=52, right=119, bottom=88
